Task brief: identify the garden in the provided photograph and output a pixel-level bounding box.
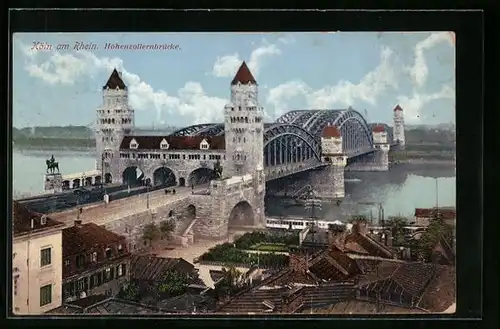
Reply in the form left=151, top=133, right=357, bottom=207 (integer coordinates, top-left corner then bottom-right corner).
left=232, top=231, right=299, bottom=250
left=199, top=243, right=289, bottom=269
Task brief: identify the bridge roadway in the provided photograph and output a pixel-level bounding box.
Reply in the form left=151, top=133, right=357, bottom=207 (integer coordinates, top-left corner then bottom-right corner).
left=264, top=159, right=326, bottom=181
left=48, top=184, right=210, bottom=227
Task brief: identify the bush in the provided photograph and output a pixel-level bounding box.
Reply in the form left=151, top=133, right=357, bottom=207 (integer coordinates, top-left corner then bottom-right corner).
left=233, top=231, right=299, bottom=249
left=200, top=243, right=289, bottom=269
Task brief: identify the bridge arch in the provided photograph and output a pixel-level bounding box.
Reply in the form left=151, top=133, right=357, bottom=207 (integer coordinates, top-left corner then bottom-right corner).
left=264, top=124, right=322, bottom=167
left=152, top=166, right=177, bottom=187
left=228, top=201, right=254, bottom=228
left=188, top=167, right=216, bottom=186
left=122, top=166, right=145, bottom=186
left=169, top=123, right=219, bottom=137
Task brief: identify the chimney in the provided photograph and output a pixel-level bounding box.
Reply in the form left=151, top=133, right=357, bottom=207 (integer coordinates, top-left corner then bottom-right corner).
left=74, top=219, right=83, bottom=227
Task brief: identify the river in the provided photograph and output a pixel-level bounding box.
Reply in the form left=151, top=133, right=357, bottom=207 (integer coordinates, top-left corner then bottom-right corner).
left=13, top=149, right=456, bottom=220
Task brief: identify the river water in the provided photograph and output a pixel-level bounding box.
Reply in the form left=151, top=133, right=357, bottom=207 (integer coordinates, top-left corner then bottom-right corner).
left=13, top=149, right=456, bottom=220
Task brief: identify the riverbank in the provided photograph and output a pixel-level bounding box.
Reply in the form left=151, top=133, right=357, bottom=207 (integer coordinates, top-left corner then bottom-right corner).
left=392, top=159, right=455, bottom=165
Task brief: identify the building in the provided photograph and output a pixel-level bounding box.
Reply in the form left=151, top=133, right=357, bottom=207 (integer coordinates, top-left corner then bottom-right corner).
left=414, top=207, right=456, bottom=227
left=61, top=221, right=131, bottom=302
left=12, top=201, right=65, bottom=314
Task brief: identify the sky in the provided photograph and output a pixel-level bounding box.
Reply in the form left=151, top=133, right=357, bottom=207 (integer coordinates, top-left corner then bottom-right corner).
left=12, top=32, right=456, bottom=129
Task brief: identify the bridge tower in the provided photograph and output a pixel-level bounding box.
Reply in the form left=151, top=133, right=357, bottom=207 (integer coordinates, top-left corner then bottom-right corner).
left=372, top=125, right=390, bottom=171
left=224, top=61, right=265, bottom=177
left=393, top=104, right=405, bottom=149
left=95, top=69, right=134, bottom=184
left=313, top=124, right=347, bottom=199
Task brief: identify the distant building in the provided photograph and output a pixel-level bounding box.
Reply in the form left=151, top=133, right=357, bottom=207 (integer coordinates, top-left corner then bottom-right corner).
left=61, top=221, right=131, bottom=302
left=12, top=201, right=65, bottom=315
left=414, top=207, right=456, bottom=227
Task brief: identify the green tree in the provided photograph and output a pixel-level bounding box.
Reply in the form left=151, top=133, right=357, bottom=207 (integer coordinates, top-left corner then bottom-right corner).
left=413, top=216, right=453, bottom=262
left=142, top=222, right=160, bottom=246
left=159, top=220, right=176, bottom=240
left=218, top=266, right=245, bottom=296
left=387, top=216, right=408, bottom=246
left=157, top=270, right=190, bottom=297
left=118, top=282, right=140, bottom=301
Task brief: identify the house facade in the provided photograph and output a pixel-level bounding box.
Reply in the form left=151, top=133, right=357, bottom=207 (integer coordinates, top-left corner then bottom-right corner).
left=12, top=201, right=65, bottom=315
left=62, top=221, right=131, bottom=302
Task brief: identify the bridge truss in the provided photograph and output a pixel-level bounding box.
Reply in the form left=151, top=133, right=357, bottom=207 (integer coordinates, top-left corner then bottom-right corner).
left=169, top=109, right=382, bottom=179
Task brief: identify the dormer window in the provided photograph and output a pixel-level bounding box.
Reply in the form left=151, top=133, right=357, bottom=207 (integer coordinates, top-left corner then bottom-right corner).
left=91, top=252, right=98, bottom=263
left=200, top=139, right=210, bottom=150
left=129, top=138, right=138, bottom=149
left=160, top=138, right=170, bottom=150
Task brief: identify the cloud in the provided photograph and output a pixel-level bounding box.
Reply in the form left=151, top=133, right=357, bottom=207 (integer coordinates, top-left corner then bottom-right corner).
left=19, top=42, right=226, bottom=124
left=266, top=47, right=400, bottom=118
left=396, top=84, right=455, bottom=123
left=211, top=40, right=282, bottom=78
left=407, top=32, right=454, bottom=88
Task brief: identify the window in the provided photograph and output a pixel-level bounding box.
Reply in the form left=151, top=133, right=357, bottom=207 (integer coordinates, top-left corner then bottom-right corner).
left=105, top=248, right=112, bottom=259
left=64, top=259, right=70, bottom=266
left=40, top=248, right=51, bottom=267
left=118, top=244, right=123, bottom=253
left=91, top=252, right=98, bottom=262
left=14, top=275, right=19, bottom=296
left=104, top=268, right=112, bottom=281
left=117, top=264, right=123, bottom=277
left=40, top=284, right=52, bottom=306
left=76, top=254, right=85, bottom=268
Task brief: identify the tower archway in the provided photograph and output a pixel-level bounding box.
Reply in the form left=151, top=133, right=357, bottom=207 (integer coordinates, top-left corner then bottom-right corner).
left=122, top=166, right=144, bottom=186
left=153, top=167, right=176, bottom=187
left=228, top=201, right=254, bottom=228
left=188, top=168, right=216, bottom=186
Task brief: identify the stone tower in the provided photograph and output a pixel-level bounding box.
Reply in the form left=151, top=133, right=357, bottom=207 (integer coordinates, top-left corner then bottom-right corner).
left=393, top=104, right=405, bottom=148
left=314, top=124, right=347, bottom=199
left=95, top=69, right=134, bottom=183
left=372, top=125, right=390, bottom=171
left=223, top=61, right=265, bottom=178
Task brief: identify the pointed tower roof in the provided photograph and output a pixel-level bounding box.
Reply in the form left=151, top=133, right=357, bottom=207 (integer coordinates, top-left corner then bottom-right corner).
left=394, top=104, right=403, bottom=112
left=231, top=61, right=257, bottom=85
left=103, top=68, right=127, bottom=90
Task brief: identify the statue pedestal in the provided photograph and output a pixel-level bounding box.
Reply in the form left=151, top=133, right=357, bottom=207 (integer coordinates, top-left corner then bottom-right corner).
left=44, top=173, right=63, bottom=193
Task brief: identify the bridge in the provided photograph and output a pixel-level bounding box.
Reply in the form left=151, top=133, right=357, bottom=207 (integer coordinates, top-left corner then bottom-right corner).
left=169, top=109, right=395, bottom=181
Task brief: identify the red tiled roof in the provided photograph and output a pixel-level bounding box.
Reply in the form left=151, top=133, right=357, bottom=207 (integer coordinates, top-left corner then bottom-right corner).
left=372, top=125, right=385, bottom=133
left=394, top=104, right=403, bottom=112
left=103, top=68, right=126, bottom=90
left=62, top=223, right=126, bottom=257
left=231, top=61, right=257, bottom=85
left=322, top=125, right=341, bottom=138
left=414, top=207, right=456, bottom=220
left=13, top=201, right=64, bottom=236
left=119, top=135, right=225, bottom=150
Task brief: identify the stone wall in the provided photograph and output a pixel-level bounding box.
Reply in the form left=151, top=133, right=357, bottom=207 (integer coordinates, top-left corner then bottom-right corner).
left=312, top=165, right=346, bottom=199
left=347, top=147, right=389, bottom=172
left=111, top=150, right=225, bottom=186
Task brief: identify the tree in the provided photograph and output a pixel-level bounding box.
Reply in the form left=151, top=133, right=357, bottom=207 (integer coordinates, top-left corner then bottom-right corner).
left=142, top=222, right=160, bottom=246
left=118, top=282, right=140, bottom=301
left=157, top=270, right=190, bottom=297
left=387, top=216, right=408, bottom=246
left=160, top=220, right=176, bottom=240
left=413, top=217, right=453, bottom=262
left=218, top=266, right=245, bottom=296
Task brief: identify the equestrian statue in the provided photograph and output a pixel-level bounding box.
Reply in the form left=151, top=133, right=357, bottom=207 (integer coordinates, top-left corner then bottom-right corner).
left=46, top=155, right=60, bottom=174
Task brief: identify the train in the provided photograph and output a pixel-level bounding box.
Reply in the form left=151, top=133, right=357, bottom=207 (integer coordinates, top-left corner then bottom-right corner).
left=264, top=217, right=426, bottom=235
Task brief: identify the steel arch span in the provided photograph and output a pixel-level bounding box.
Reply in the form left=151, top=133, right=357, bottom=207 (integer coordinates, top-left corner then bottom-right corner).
left=263, top=124, right=322, bottom=167
left=275, top=109, right=374, bottom=156
left=169, top=123, right=219, bottom=136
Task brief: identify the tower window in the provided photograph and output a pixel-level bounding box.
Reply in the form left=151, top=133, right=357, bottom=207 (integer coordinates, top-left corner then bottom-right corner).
left=233, top=137, right=236, bottom=143
left=243, top=137, right=246, bottom=143
left=245, top=117, right=248, bottom=123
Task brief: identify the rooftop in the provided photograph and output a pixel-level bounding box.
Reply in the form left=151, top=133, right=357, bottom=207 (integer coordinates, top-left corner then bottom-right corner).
left=130, top=255, right=195, bottom=281
left=103, top=68, right=126, bottom=90
left=62, top=222, right=126, bottom=257
left=322, top=125, right=341, bottom=138
left=372, top=125, right=386, bottom=133
left=415, top=207, right=456, bottom=220
left=394, top=104, right=403, bottom=112
left=119, top=135, right=225, bottom=150
left=231, top=61, right=257, bottom=85
left=13, top=201, right=64, bottom=237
